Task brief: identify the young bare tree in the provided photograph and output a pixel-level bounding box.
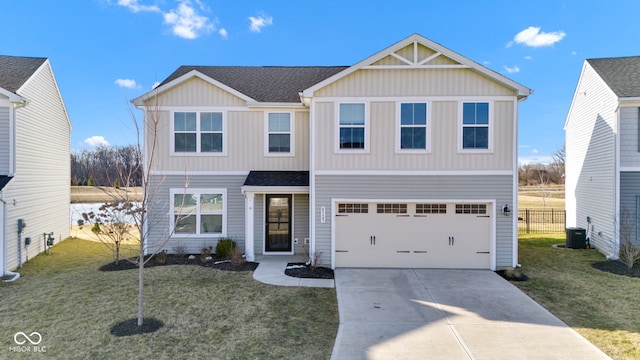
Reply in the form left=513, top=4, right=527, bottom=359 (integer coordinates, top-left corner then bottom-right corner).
left=618, top=209, right=640, bottom=269
left=82, top=201, right=138, bottom=265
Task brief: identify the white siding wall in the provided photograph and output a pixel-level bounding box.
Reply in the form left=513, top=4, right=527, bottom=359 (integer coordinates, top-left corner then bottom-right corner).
left=0, top=106, right=10, bottom=174
left=565, top=62, right=618, bottom=257
left=620, top=106, right=640, bottom=167
left=3, top=61, right=71, bottom=270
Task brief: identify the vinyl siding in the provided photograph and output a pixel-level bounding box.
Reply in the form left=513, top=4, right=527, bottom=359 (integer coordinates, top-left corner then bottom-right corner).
left=3, top=61, right=71, bottom=271
left=314, top=100, right=514, bottom=171
left=147, top=109, right=309, bottom=172
left=315, top=68, right=516, bottom=98
left=565, top=62, right=618, bottom=257
left=620, top=172, right=640, bottom=244
left=620, top=106, right=640, bottom=167
left=0, top=106, right=9, bottom=174
left=150, top=77, right=247, bottom=107
left=146, top=174, right=247, bottom=255
left=313, top=175, right=514, bottom=268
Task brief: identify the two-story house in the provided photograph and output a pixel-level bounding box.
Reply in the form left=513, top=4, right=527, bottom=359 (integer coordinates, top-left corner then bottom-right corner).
left=565, top=56, right=640, bottom=258
left=0, top=55, right=71, bottom=280
left=133, top=34, right=531, bottom=270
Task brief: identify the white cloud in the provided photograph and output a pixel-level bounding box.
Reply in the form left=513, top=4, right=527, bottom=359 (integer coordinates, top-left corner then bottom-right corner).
left=117, top=0, right=160, bottom=13
left=152, top=81, right=160, bottom=89
left=571, top=51, right=577, bottom=56
left=248, top=13, right=273, bottom=33
left=114, top=78, right=140, bottom=89
left=84, top=136, right=110, bottom=148
left=504, top=65, right=520, bottom=74
left=219, top=28, right=228, bottom=38
left=532, top=148, right=539, bottom=154
left=483, top=60, right=490, bottom=65
left=509, top=26, right=566, bottom=48
left=518, top=155, right=554, bottom=165
left=163, top=0, right=214, bottom=39
left=524, top=55, right=532, bottom=60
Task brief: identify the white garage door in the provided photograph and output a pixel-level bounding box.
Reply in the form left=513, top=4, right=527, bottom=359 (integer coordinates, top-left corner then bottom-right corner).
left=335, top=202, right=491, bottom=268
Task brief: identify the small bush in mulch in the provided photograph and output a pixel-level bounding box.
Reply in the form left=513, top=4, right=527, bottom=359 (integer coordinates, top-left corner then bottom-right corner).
left=98, top=254, right=258, bottom=272
left=285, top=263, right=334, bottom=279
left=110, top=318, right=164, bottom=337
left=591, top=260, right=640, bottom=278
left=495, top=269, right=529, bottom=282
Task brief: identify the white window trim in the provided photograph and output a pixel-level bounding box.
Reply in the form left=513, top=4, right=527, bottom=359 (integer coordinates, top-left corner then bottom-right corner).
left=170, top=110, right=228, bottom=156
left=334, top=102, right=370, bottom=153
left=264, top=111, right=295, bottom=157
left=395, top=100, right=432, bottom=153
left=169, top=188, right=227, bottom=238
left=458, top=101, right=493, bottom=153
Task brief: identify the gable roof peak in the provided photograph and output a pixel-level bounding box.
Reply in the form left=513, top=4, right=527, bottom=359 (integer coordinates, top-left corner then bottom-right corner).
left=0, top=55, right=47, bottom=93
left=586, top=56, right=640, bottom=97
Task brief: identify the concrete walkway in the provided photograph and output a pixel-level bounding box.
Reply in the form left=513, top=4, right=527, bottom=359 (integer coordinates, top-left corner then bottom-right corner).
left=252, top=255, right=334, bottom=288
left=331, top=269, right=611, bottom=360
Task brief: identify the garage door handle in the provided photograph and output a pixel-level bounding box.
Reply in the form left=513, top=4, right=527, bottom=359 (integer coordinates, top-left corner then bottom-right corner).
left=370, top=236, right=376, bottom=245
left=477, top=215, right=490, bottom=218
left=448, top=236, right=455, bottom=246
left=476, top=251, right=490, bottom=254
left=336, top=250, right=348, bottom=253
left=396, top=214, right=410, bottom=217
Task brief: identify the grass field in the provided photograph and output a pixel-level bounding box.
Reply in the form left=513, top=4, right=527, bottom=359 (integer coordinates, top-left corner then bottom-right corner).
left=0, top=239, right=338, bottom=359
left=515, top=235, right=640, bottom=359
left=71, top=186, right=142, bottom=203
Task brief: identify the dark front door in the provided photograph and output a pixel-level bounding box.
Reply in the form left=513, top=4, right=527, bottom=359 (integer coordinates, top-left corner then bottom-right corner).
left=265, top=194, right=292, bottom=252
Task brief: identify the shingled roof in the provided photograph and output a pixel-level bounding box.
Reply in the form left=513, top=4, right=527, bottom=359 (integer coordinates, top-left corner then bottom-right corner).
left=587, top=56, right=640, bottom=98
left=159, top=66, right=348, bottom=103
left=243, top=171, right=309, bottom=187
left=0, top=55, right=47, bottom=93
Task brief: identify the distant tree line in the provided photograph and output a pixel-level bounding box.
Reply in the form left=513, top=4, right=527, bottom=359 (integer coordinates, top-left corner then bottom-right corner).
left=71, top=145, right=142, bottom=187
left=518, top=145, right=565, bottom=186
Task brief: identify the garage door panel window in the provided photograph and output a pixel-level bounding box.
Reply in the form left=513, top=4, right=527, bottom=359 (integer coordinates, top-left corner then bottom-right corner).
left=416, top=203, right=447, bottom=214
left=377, top=203, right=407, bottom=214
left=455, top=204, right=487, bottom=214
left=338, top=203, right=369, bottom=214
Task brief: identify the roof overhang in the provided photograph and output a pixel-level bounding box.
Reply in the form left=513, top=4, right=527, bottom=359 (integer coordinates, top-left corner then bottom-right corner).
left=0, top=87, right=24, bottom=103
left=131, top=69, right=255, bottom=108
left=241, top=171, right=310, bottom=194
left=241, top=186, right=309, bottom=194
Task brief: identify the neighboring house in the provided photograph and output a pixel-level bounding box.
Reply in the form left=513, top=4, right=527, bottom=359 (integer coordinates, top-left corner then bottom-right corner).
left=0, top=55, right=71, bottom=278
left=133, top=34, right=531, bottom=270
left=565, top=56, right=640, bottom=258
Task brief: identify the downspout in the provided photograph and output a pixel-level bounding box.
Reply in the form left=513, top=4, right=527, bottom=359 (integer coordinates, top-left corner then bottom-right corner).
left=1, top=196, right=20, bottom=282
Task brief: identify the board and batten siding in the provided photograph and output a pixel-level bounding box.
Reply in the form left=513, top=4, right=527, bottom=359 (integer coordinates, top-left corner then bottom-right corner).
left=146, top=174, right=247, bottom=255
left=620, top=106, right=640, bottom=168
left=315, top=68, right=517, bottom=98
left=565, top=62, right=618, bottom=257
left=146, top=109, right=309, bottom=172
left=148, top=77, right=247, bottom=107
left=3, top=61, right=71, bottom=271
left=620, top=172, right=640, bottom=243
left=313, top=175, right=515, bottom=268
left=314, top=100, right=514, bottom=171
left=0, top=106, right=10, bottom=174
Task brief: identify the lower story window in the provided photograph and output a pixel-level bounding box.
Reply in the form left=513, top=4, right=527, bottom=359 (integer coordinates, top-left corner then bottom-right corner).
left=171, top=188, right=226, bottom=235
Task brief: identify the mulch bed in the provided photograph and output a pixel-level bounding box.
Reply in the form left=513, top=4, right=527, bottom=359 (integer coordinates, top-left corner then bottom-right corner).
left=110, top=318, right=164, bottom=337
left=591, top=260, right=640, bottom=278
left=98, top=254, right=258, bottom=272
left=284, top=262, right=334, bottom=279
left=495, top=269, right=529, bottom=282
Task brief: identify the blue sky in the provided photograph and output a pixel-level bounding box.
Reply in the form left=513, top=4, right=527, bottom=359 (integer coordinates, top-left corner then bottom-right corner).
left=2, top=0, right=640, bottom=164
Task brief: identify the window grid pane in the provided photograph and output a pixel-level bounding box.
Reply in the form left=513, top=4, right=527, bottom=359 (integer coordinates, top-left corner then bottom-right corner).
left=338, top=203, right=369, bottom=214
left=455, top=204, right=487, bottom=214
left=416, top=203, right=447, bottom=214
left=377, top=203, right=407, bottom=214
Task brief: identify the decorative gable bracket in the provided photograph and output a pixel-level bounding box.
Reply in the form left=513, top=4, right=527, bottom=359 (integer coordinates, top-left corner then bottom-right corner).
left=363, top=41, right=469, bottom=70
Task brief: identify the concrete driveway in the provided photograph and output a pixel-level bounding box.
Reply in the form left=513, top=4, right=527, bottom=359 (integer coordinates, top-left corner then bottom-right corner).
left=331, top=269, right=611, bottom=360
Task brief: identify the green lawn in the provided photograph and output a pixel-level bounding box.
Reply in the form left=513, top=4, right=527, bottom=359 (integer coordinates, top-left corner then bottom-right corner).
left=515, top=234, right=640, bottom=360
left=0, top=239, right=338, bottom=359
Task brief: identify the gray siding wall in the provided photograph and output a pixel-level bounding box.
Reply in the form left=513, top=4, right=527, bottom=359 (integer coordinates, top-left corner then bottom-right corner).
left=620, top=172, right=640, bottom=244
left=620, top=106, right=640, bottom=167
left=147, top=174, right=247, bottom=255
left=0, top=106, right=9, bottom=174
left=314, top=175, right=514, bottom=268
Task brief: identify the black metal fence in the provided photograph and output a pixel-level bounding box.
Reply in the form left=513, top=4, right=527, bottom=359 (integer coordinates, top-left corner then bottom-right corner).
left=518, top=209, right=566, bottom=234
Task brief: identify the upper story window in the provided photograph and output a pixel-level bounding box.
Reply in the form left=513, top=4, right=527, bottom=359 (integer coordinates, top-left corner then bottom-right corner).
left=461, top=102, right=490, bottom=150
left=267, top=112, right=292, bottom=154
left=338, top=103, right=366, bottom=150
left=173, top=111, right=224, bottom=154
left=399, top=102, right=427, bottom=151
left=171, top=188, right=226, bottom=236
